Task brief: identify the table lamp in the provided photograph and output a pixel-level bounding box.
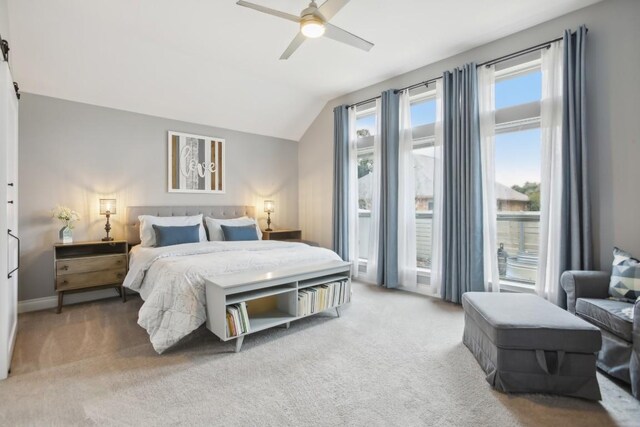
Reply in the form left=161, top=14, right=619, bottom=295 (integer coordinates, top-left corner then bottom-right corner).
left=99, top=198, right=116, bottom=241
left=264, top=200, right=275, bottom=231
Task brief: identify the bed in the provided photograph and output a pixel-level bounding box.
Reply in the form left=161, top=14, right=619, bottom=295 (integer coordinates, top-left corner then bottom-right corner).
left=122, top=205, right=342, bottom=353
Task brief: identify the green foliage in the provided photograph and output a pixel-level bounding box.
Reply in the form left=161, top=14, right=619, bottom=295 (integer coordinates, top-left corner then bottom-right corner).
left=512, top=182, right=540, bottom=211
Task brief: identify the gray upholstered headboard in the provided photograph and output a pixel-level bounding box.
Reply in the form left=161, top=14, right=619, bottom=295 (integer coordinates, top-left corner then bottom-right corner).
left=125, top=205, right=256, bottom=246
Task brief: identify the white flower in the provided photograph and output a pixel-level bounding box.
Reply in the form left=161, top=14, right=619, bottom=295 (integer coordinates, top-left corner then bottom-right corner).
left=51, top=205, right=81, bottom=229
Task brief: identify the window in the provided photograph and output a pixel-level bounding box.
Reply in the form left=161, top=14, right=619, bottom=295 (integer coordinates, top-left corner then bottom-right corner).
left=410, top=88, right=437, bottom=270
left=495, top=71, right=541, bottom=109
left=355, top=90, right=438, bottom=272
left=356, top=110, right=376, bottom=139
left=411, top=97, right=436, bottom=127
left=356, top=105, right=377, bottom=262
left=354, top=58, right=543, bottom=287
left=493, top=58, right=542, bottom=286
left=356, top=94, right=438, bottom=271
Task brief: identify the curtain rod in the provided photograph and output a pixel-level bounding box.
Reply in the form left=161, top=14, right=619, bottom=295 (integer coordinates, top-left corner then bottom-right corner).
left=394, top=76, right=442, bottom=94
left=477, top=37, right=557, bottom=68
left=350, top=96, right=380, bottom=109
left=479, top=28, right=586, bottom=67
left=348, top=28, right=587, bottom=109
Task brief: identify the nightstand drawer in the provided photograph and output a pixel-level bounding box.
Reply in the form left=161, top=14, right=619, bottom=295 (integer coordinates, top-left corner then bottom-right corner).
left=262, top=229, right=302, bottom=241
left=56, top=254, right=127, bottom=276
left=56, top=268, right=126, bottom=291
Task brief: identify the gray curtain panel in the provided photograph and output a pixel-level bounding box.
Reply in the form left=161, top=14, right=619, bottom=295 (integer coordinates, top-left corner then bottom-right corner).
left=369, top=90, right=401, bottom=287
left=332, top=105, right=350, bottom=260
left=559, top=25, right=592, bottom=307
left=440, top=63, right=485, bottom=303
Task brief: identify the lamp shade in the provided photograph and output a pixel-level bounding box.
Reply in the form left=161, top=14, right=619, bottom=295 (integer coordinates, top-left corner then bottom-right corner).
left=99, top=199, right=117, bottom=215
left=264, top=200, right=275, bottom=213
left=300, top=19, right=325, bottom=38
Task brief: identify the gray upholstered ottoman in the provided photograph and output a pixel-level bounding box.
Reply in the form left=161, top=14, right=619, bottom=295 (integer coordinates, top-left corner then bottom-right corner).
left=462, top=292, right=602, bottom=400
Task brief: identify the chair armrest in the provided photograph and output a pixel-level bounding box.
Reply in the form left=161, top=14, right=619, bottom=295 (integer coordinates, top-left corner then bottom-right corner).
left=633, top=299, right=640, bottom=346
left=561, top=270, right=610, bottom=314
left=633, top=299, right=640, bottom=398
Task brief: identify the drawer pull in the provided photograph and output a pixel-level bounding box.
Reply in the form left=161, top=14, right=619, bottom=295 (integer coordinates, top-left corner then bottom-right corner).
left=117, top=273, right=124, bottom=278
left=61, top=265, right=69, bottom=271
left=62, top=280, right=68, bottom=285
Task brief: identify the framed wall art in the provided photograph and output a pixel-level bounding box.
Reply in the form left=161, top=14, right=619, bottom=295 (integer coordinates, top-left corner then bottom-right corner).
left=168, top=131, right=225, bottom=193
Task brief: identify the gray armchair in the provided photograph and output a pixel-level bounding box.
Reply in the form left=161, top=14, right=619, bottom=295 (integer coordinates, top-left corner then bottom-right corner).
left=561, top=270, right=640, bottom=399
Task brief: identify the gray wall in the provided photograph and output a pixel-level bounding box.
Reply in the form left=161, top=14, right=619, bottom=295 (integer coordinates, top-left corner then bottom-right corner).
left=0, top=0, right=9, bottom=45
left=19, top=94, right=299, bottom=301
left=298, top=0, right=640, bottom=270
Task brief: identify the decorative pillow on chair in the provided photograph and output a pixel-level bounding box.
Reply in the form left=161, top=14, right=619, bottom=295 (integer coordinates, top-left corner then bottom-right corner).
left=220, top=224, right=259, bottom=241
left=609, top=247, right=640, bottom=301
left=152, top=224, right=201, bottom=247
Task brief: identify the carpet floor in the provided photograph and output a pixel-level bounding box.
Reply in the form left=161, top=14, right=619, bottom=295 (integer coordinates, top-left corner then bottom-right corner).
left=1, top=281, right=639, bottom=426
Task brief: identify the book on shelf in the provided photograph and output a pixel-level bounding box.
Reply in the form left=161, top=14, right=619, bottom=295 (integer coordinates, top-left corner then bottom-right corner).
left=226, top=301, right=250, bottom=338
left=297, top=279, right=351, bottom=317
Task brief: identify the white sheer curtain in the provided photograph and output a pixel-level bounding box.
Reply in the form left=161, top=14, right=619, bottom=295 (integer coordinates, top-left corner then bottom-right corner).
left=478, top=65, right=500, bottom=292
left=398, top=90, right=417, bottom=287
left=365, top=99, right=383, bottom=283
left=428, top=80, right=444, bottom=297
left=537, top=40, right=564, bottom=302
left=347, top=107, right=359, bottom=276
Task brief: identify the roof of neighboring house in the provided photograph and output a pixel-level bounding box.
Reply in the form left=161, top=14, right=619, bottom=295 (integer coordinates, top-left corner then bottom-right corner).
left=494, top=183, right=530, bottom=202
left=358, top=155, right=529, bottom=202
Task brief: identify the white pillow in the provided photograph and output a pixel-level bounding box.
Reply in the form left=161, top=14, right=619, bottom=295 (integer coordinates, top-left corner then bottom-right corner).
left=204, top=216, right=262, bottom=241
left=138, top=214, right=206, bottom=247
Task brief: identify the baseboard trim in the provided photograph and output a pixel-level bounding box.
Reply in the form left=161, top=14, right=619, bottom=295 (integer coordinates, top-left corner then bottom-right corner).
left=18, top=288, right=121, bottom=313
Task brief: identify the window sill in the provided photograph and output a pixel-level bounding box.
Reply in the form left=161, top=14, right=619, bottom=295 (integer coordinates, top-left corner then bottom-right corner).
left=358, top=260, right=536, bottom=294
left=499, top=280, right=536, bottom=294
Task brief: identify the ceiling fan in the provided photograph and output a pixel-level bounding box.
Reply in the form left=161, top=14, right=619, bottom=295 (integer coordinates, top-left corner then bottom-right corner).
left=236, top=0, right=374, bottom=59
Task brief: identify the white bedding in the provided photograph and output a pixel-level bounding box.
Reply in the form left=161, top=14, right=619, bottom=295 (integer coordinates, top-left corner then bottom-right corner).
left=124, top=241, right=341, bottom=353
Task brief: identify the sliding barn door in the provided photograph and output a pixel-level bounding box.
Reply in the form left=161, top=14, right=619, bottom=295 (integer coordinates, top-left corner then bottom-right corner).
left=0, top=60, right=19, bottom=380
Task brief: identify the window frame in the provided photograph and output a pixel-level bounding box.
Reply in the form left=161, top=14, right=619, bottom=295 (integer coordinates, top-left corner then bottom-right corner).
left=408, top=88, right=437, bottom=277
left=493, top=57, right=543, bottom=290
left=495, top=58, right=542, bottom=134
left=355, top=105, right=376, bottom=266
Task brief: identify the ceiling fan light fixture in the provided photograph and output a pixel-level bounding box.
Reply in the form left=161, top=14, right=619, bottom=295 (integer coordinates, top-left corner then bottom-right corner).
left=236, top=0, right=374, bottom=59
left=300, top=16, right=325, bottom=38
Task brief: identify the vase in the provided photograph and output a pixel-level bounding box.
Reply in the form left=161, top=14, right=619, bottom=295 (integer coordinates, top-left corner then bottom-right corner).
left=59, top=226, right=73, bottom=244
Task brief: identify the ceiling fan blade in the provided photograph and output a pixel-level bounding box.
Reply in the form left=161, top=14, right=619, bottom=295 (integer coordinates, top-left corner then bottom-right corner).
left=318, top=0, right=350, bottom=21
left=324, top=24, right=374, bottom=52
left=236, top=1, right=300, bottom=23
left=280, top=33, right=307, bottom=60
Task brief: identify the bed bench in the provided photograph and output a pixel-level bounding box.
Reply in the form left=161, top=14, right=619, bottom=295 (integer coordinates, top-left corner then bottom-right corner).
left=205, top=260, right=351, bottom=352
left=462, top=292, right=602, bottom=400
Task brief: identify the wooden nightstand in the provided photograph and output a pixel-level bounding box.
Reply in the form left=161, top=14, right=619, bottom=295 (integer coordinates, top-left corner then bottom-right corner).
left=262, top=229, right=302, bottom=241
left=53, top=240, right=128, bottom=313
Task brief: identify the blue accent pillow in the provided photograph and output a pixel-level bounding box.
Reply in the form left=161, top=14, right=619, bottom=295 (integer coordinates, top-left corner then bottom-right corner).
left=220, top=224, right=259, bottom=241
left=152, top=224, right=201, bottom=247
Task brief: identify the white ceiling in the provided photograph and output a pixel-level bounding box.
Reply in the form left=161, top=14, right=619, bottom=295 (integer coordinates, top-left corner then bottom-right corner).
left=7, top=0, right=600, bottom=141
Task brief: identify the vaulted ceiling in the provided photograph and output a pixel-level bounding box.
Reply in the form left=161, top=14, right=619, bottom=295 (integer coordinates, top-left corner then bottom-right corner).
left=7, top=0, right=600, bottom=140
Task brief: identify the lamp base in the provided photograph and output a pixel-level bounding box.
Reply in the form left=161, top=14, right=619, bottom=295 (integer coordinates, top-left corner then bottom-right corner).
left=266, top=211, right=273, bottom=232
left=102, top=214, right=113, bottom=242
